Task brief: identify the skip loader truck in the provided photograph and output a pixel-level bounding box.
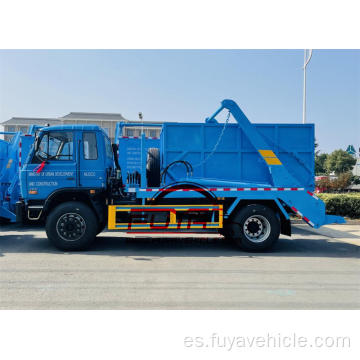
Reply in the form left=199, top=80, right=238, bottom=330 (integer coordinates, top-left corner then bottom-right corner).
left=5, top=99, right=344, bottom=251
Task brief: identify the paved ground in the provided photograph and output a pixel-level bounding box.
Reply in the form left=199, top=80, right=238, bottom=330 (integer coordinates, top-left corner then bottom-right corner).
left=0, top=223, right=359, bottom=309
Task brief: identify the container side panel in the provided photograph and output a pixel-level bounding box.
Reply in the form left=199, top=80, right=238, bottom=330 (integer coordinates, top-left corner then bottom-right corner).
left=161, top=122, right=314, bottom=188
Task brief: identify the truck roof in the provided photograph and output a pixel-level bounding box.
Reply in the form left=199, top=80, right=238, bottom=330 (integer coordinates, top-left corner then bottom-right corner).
left=41, top=124, right=103, bottom=132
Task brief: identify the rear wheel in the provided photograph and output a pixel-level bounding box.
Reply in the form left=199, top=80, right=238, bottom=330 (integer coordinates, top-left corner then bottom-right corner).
left=45, top=201, right=97, bottom=251
left=228, top=204, right=280, bottom=251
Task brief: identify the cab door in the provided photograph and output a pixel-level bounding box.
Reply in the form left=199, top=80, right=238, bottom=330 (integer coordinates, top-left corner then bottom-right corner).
left=79, top=131, right=106, bottom=189
left=26, top=130, right=77, bottom=200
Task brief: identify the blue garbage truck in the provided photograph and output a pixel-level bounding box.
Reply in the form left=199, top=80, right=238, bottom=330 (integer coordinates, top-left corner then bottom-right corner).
left=10, top=99, right=344, bottom=251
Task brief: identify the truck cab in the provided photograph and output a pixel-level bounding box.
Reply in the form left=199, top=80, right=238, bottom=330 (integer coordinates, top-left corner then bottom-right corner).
left=18, top=125, right=116, bottom=244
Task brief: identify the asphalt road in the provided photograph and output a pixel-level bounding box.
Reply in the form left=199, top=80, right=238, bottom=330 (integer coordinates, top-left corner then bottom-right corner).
left=0, top=223, right=359, bottom=309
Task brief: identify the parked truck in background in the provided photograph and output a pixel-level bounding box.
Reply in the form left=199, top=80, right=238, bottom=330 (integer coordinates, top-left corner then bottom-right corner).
left=1, top=99, right=345, bottom=251
left=0, top=126, right=40, bottom=221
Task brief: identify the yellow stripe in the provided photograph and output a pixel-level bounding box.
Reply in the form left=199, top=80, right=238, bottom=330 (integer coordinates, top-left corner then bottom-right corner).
left=169, top=211, right=176, bottom=224
left=108, top=205, right=116, bottom=229
left=6, top=159, right=13, bottom=169
left=112, top=205, right=220, bottom=209
left=116, top=224, right=221, bottom=230
left=219, top=206, right=223, bottom=228
left=259, top=149, right=276, bottom=158
left=119, top=224, right=219, bottom=234
left=258, top=149, right=282, bottom=165
left=265, top=157, right=282, bottom=165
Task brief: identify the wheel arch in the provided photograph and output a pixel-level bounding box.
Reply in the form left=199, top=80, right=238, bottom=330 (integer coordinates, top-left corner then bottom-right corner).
left=225, top=198, right=291, bottom=236
left=42, top=189, right=104, bottom=223
left=151, top=181, right=218, bottom=203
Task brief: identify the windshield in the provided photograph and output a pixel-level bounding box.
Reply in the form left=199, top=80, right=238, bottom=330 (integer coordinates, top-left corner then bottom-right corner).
left=33, top=131, right=74, bottom=162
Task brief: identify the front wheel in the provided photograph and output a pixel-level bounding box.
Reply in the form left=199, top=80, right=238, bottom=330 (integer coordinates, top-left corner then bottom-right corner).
left=45, top=201, right=98, bottom=251
left=229, top=204, right=280, bottom=251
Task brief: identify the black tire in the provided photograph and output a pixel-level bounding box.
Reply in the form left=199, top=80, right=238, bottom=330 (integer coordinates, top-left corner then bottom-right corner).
left=146, top=148, right=160, bottom=187
left=229, top=204, right=280, bottom=251
left=45, top=201, right=97, bottom=251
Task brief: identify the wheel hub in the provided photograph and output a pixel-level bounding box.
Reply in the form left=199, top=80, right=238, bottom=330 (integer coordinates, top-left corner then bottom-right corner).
left=246, top=218, right=262, bottom=236
left=56, top=213, right=86, bottom=242
left=243, top=215, right=271, bottom=243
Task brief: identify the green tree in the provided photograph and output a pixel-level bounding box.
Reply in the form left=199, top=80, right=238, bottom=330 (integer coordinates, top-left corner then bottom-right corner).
left=315, top=153, right=328, bottom=175
left=351, top=175, right=360, bottom=185
left=314, top=140, right=328, bottom=175
left=325, top=149, right=356, bottom=174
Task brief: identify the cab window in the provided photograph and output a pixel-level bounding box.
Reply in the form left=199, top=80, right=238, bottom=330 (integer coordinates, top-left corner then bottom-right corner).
left=83, top=132, right=98, bottom=160
left=33, top=131, right=73, bottom=163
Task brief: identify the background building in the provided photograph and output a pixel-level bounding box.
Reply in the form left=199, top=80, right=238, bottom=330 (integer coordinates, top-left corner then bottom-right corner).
left=1, top=112, right=162, bottom=142
left=352, top=157, right=360, bottom=177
